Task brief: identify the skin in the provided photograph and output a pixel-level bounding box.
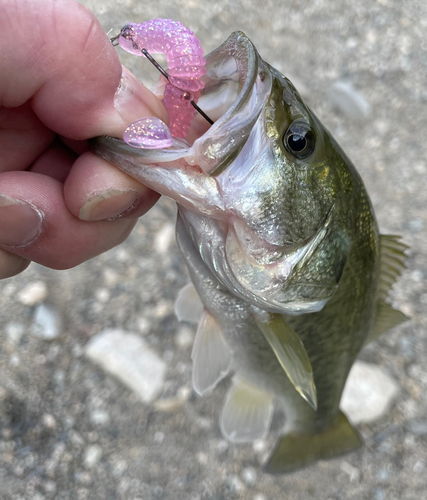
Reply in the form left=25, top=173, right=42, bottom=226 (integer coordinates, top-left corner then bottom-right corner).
left=0, top=0, right=168, bottom=279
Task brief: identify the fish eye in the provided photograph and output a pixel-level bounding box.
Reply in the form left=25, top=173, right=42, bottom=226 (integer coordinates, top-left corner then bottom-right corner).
left=283, top=120, right=315, bottom=159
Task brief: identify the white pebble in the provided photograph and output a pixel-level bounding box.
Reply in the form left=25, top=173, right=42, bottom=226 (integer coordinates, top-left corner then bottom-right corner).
left=154, top=431, right=165, bottom=443
left=95, top=288, right=110, bottom=303
left=137, top=317, right=151, bottom=335
left=175, top=326, right=194, bottom=348
left=340, top=460, right=361, bottom=482
left=17, top=281, right=47, bottom=306
left=6, top=322, right=24, bottom=344
left=9, top=355, right=20, bottom=367
left=241, top=467, right=257, bottom=487
left=85, top=329, right=167, bottom=404
left=83, top=445, right=103, bottom=468
left=90, top=410, right=110, bottom=426
left=328, top=81, right=371, bottom=120
left=225, top=475, right=244, bottom=494
left=341, top=361, right=399, bottom=424
left=154, top=222, right=175, bottom=254
left=32, top=304, right=61, bottom=340
left=42, top=414, right=57, bottom=429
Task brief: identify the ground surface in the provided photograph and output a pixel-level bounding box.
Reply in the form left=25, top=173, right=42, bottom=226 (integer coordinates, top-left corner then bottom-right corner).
left=1, top=0, right=427, bottom=499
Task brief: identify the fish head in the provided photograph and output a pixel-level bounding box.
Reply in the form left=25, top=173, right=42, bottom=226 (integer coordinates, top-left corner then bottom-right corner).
left=92, top=32, right=358, bottom=315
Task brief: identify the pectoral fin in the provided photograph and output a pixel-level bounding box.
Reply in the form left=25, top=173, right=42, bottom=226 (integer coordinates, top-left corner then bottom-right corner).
left=191, top=310, right=231, bottom=395
left=265, top=411, right=362, bottom=474
left=254, top=313, right=317, bottom=411
left=174, top=283, right=204, bottom=324
left=220, top=378, right=274, bottom=442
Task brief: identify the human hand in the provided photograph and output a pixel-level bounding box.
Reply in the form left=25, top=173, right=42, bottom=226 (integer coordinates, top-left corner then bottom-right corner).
left=0, top=0, right=168, bottom=279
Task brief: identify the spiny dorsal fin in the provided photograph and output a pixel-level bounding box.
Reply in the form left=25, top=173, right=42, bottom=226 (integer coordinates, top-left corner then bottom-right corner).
left=253, top=312, right=317, bottom=411
left=366, top=300, right=409, bottom=344
left=378, top=235, right=409, bottom=302
left=220, top=377, right=274, bottom=442
left=191, top=310, right=232, bottom=395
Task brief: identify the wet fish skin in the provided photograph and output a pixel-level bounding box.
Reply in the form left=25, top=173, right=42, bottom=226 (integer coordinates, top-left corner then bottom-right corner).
left=92, top=31, right=406, bottom=473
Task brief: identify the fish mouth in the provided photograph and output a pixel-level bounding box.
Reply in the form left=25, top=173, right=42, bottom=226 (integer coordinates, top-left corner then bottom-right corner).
left=92, top=32, right=272, bottom=175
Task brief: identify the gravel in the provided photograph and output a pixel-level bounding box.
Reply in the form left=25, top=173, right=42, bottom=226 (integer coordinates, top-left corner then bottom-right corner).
left=1, top=0, right=427, bottom=498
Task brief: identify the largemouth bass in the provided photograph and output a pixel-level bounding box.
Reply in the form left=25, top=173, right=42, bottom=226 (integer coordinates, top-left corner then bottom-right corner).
left=92, top=32, right=408, bottom=473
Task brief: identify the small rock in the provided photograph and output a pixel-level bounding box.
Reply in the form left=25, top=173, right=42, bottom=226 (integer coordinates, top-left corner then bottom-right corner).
left=406, top=421, right=427, bottom=435
left=90, top=410, right=110, bottom=426
left=341, top=361, right=399, bottom=424
left=85, top=329, right=167, bottom=403
left=340, top=461, right=361, bottom=482
left=254, top=495, right=266, bottom=500
left=241, top=467, right=257, bottom=487
left=224, top=475, right=244, bottom=495
left=175, top=325, right=194, bottom=348
left=32, top=304, right=61, bottom=340
left=136, top=317, right=151, bottom=335
left=83, top=444, right=103, bottom=468
left=6, top=322, right=24, bottom=344
left=327, top=81, right=371, bottom=120
left=42, top=414, right=57, bottom=429
left=154, top=222, right=175, bottom=254
left=95, top=288, right=110, bottom=303
left=17, top=281, right=47, bottom=306
left=44, top=481, right=57, bottom=494
left=9, top=354, right=20, bottom=367
left=154, top=431, right=165, bottom=443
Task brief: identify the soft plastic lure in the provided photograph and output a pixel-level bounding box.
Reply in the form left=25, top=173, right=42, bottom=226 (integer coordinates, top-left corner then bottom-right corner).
left=115, top=19, right=207, bottom=148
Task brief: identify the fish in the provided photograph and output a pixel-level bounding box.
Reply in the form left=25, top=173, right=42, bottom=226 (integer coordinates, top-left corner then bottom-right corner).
left=91, top=31, right=408, bottom=473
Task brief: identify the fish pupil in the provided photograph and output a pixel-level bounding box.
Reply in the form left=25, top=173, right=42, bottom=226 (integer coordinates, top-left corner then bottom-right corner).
left=283, top=120, right=315, bottom=159
left=288, top=134, right=306, bottom=152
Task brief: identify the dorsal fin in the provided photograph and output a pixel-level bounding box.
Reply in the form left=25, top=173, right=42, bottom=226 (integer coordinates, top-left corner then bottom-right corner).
left=253, top=312, right=317, bottom=411
left=377, top=235, right=408, bottom=302
left=366, top=235, right=409, bottom=344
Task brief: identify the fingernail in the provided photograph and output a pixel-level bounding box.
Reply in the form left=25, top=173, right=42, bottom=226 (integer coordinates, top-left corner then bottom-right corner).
left=79, top=189, right=140, bottom=221
left=0, top=195, right=44, bottom=247
left=114, top=67, right=168, bottom=126
left=114, top=68, right=146, bottom=123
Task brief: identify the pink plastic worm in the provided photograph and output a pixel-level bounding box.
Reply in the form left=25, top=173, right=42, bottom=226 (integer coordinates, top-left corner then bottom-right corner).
left=117, top=19, right=206, bottom=147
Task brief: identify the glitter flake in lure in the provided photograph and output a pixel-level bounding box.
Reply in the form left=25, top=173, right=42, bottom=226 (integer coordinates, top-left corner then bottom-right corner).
left=117, top=19, right=206, bottom=148
left=123, top=117, right=173, bottom=149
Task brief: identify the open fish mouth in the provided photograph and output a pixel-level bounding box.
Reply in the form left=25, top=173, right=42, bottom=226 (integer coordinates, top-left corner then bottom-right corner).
left=93, top=31, right=272, bottom=175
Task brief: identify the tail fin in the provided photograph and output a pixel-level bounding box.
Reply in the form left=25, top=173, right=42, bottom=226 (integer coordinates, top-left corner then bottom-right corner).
left=265, top=411, right=362, bottom=474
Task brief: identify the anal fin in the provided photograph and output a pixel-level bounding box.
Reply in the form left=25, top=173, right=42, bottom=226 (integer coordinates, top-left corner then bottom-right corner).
left=220, top=378, right=274, bottom=443
left=191, top=310, right=231, bottom=395
left=265, top=411, right=362, bottom=474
